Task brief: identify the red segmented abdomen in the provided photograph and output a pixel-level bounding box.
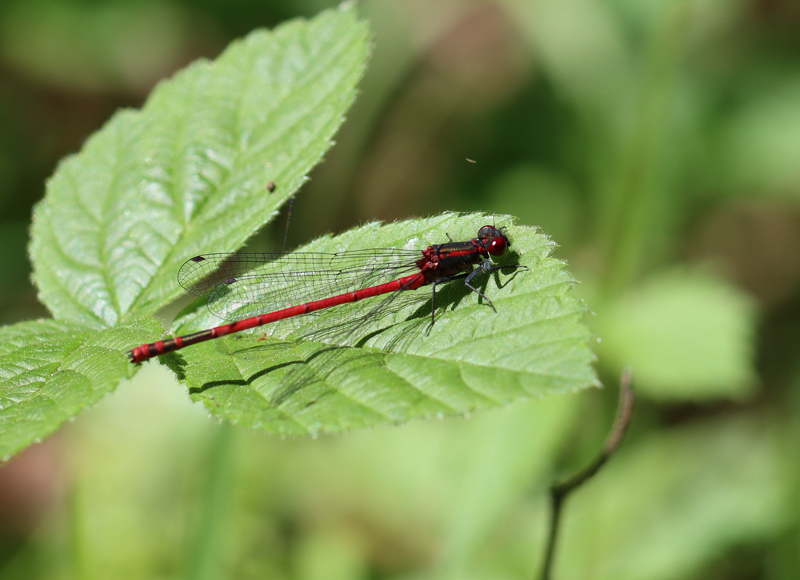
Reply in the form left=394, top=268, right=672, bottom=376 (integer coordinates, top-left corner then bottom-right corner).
left=127, top=273, right=426, bottom=363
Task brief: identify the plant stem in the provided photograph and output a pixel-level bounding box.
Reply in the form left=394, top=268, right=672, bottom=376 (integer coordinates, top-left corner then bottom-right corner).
left=539, top=369, right=635, bottom=580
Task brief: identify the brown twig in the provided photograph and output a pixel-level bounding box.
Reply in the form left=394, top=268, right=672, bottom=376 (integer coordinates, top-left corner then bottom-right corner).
left=539, top=368, right=635, bottom=580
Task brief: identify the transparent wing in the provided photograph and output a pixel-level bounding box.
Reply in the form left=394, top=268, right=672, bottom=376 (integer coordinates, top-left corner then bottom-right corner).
left=177, top=249, right=422, bottom=321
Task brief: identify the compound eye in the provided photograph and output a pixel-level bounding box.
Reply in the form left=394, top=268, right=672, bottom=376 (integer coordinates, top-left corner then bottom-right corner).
left=478, top=225, right=496, bottom=239
left=487, top=236, right=507, bottom=256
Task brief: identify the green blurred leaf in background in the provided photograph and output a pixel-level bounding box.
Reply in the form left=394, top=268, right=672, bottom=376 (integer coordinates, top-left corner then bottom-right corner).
left=596, top=269, right=757, bottom=400
left=0, top=0, right=197, bottom=94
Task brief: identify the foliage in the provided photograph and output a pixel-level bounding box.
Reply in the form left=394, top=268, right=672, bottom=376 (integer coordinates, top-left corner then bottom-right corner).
left=1, top=4, right=596, bottom=460
left=0, top=0, right=799, bottom=579
left=174, top=214, right=596, bottom=436
left=4, top=4, right=375, bottom=456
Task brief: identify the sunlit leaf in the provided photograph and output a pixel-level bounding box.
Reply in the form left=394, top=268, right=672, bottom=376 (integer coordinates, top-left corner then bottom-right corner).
left=0, top=317, right=165, bottom=459
left=30, top=4, right=370, bottom=328
left=169, top=213, right=599, bottom=436
left=3, top=4, right=370, bottom=460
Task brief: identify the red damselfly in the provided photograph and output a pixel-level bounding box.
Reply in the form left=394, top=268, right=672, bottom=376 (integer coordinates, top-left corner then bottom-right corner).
left=127, top=225, right=525, bottom=363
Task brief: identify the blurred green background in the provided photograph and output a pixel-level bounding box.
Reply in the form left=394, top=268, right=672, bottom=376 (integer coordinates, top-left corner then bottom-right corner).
left=1, top=0, right=799, bottom=578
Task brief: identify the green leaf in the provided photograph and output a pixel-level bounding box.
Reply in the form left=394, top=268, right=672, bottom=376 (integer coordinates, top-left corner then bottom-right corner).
left=0, top=317, right=165, bottom=459
left=596, top=269, right=757, bottom=400
left=170, top=212, right=599, bottom=437
left=3, top=5, right=369, bottom=459
left=714, top=75, right=800, bottom=193
left=30, top=3, right=370, bottom=328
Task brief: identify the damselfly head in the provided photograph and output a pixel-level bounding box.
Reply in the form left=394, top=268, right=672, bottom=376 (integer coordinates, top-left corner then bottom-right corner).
left=477, top=224, right=511, bottom=257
